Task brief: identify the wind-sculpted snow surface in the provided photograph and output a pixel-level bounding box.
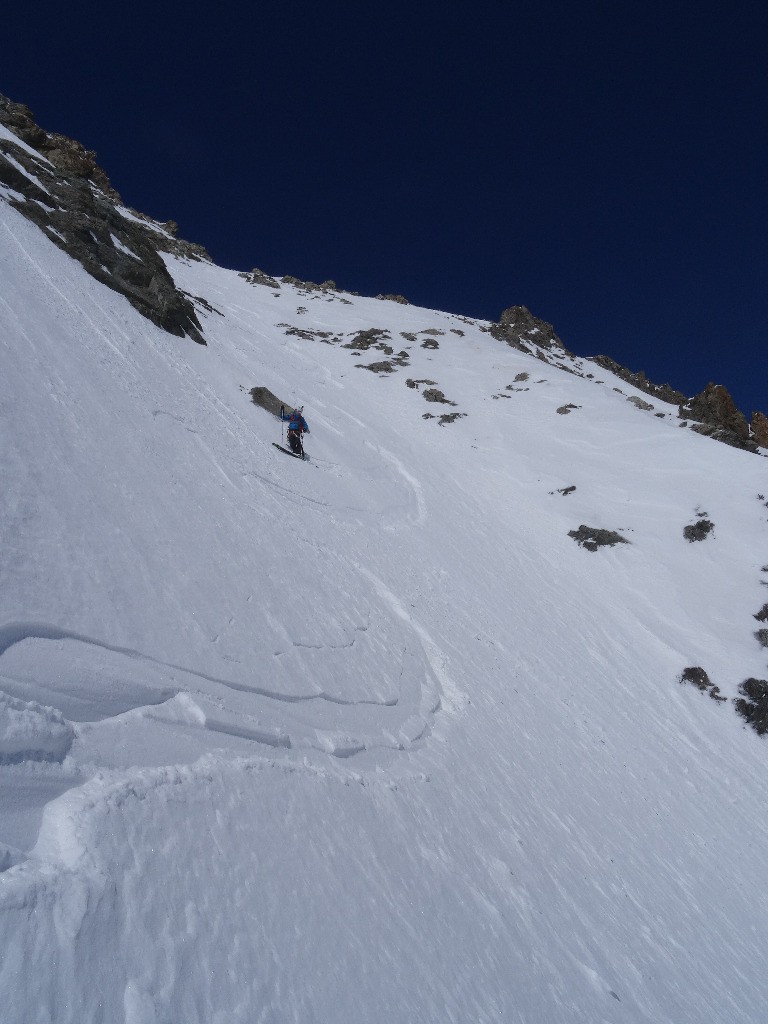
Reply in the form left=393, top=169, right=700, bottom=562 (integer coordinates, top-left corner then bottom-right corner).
left=2, top=196, right=768, bottom=1023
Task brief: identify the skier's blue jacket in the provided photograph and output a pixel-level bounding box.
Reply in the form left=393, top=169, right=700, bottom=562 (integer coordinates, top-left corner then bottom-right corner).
left=281, top=409, right=309, bottom=433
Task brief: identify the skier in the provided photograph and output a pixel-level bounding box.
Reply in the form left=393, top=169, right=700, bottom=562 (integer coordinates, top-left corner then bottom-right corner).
left=280, top=405, right=310, bottom=456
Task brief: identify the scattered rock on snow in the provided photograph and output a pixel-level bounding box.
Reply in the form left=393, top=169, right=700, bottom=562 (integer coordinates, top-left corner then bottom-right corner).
left=734, top=679, right=768, bottom=735
left=282, top=325, right=335, bottom=342
left=422, top=388, right=456, bottom=405
left=343, top=328, right=391, bottom=351
left=568, top=526, right=629, bottom=551
left=755, top=629, right=768, bottom=649
left=240, top=268, right=281, bottom=289
left=357, top=360, right=398, bottom=374
left=678, top=666, right=727, bottom=702
left=683, top=518, right=715, bottom=542
left=627, top=396, right=655, bottom=412
left=557, top=404, right=581, bottom=415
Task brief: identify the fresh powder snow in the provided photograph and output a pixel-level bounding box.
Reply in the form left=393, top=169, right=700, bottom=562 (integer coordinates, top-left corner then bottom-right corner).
left=1, top=196, right=767, bottom=1024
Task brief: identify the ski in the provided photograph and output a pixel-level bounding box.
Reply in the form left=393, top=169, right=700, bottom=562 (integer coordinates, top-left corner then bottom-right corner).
left=272, top=442, right=305, bottom=460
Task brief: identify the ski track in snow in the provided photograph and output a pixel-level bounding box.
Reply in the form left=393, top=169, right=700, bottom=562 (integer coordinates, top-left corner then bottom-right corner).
left=0, top=592, right=452, bottom=863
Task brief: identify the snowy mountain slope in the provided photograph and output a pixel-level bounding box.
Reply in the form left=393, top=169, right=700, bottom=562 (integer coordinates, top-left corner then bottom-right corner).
left=2, top=189, right=768, bottom=1024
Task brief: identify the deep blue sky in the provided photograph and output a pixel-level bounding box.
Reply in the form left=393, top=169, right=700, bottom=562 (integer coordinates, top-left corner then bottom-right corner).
left=4, top=1, right=766, bottom=416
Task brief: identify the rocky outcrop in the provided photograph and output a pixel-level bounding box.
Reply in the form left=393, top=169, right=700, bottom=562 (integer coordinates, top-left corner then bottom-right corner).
left=422, top=388, right=455, bottom=405
left=679, top=667, right=726, bottom=702
left=250, top=387, right=285, bottom=417
left=375, top=293, right=410, bottom=304
left=751, top=411, right=768, bottom=449
left=568, top=526, right=629, bottom=551
left=627, top=395, right=655, bottom=412
left=588, top=355, right=687, bottom=406
left=734, top=679, right=768, bottom=735
left=241, top=268, right=281, bottom=289
left=0, top=94, right=206, bottom=343
left=684, top=518, right=714, bottom=542
left=490, top=306, right=569, bottom=354
left=680, top=383, right=758, bottom=453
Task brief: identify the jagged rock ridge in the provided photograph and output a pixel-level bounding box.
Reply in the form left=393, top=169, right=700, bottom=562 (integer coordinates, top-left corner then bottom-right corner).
left=489, top=305, right=570, bottom=355
left=0, top=95, right=206, bottom=343
left=589, top=355, right=764, bottom=453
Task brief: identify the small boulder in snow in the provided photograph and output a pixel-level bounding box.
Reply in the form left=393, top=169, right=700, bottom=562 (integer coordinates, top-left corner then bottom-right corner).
left=683, top=518, right=715, bottom=542
left=568, top=525, right=629, bottom=551
left=679, top=666, right=726, bottom=702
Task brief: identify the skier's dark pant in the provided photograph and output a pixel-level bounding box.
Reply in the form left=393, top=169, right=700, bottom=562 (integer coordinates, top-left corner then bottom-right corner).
left=287, top=429, right=303, bottom=455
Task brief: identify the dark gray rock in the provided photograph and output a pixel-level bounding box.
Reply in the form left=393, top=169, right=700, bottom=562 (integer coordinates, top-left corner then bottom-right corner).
left=241, top=268, right=281, bottom=289
left=250, top=387, right=285, bottom=417
left=755, top=629, right=768, bottom=649
left=281, top=276, right=347, bottom=298
left=627, top=396, right=655, bottom=412
left=734, top=679, right=768, bottom=734
left=375, top=293, right=410, bottom=304
left=343, top=328, right=391, bottom=351
left=679, top=666, right=727, bottom=701
left=754, top=604, right=768, bottom=623
left=282, top=325, right=334, bottom=342
left=568, top=526, right=629, bottom=551
left=422, top=388, right=455, bottom=405
left=556, top=404, right=580, bottom=415
left=357, top=360, right=398, bottom=374
left=689, top=423, right=758, bottom=452
left=683, top=519, right=714, bottom=542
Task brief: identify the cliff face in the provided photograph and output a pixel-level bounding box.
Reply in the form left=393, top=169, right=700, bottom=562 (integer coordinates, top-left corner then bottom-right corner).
left=489, top=305, right=569, bottom=354
left=751, top=411, right=768, bottom=448
left=0, top=95, right=207, bottom=343
left=679, top=382, right=759, bottom=453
